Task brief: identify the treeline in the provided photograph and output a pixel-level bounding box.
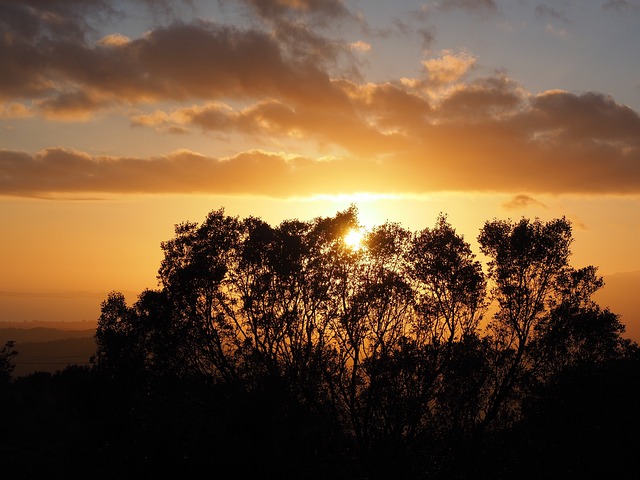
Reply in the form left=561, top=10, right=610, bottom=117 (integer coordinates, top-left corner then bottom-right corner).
left=1, top=207, right=639, bottom=479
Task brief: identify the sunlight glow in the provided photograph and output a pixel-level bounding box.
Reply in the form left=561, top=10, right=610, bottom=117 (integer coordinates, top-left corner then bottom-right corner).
left=344, top=228, right=364, bottom=250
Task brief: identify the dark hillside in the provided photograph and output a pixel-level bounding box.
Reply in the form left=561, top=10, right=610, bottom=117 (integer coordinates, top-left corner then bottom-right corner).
left=0, top=327, right=96, bottom=343
left=0, top=329, right=96, bottom=377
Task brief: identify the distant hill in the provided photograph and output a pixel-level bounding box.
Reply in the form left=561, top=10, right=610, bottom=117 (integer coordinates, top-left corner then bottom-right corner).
left=0, top=327, right=96, bottom=378
left=0, top=320, right=97, bottom=331
left=0, top=326, right=96, bottom=343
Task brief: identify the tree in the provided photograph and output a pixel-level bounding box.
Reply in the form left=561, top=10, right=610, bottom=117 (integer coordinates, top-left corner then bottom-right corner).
left=333, top=221, right=415, bottom=457
left=532, top=265, right=634, bottom=377
left=0, top=340, right=17, bottom=384
left=157, top=208, right=243, bottom=382
left=94, top=291, right=145, bottom=378
left=90, top=208, right=639, bottom=479
left=477, top=217, right=574, bottom=429
left=409, top=213, right=487, bottom=344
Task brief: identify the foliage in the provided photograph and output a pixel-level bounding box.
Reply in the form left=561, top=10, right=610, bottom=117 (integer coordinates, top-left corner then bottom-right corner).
left=88, top=207, right=640, bottom=478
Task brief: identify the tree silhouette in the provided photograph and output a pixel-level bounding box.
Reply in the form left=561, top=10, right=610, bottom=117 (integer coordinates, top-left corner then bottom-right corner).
left=90, top=207, right=638, bottom=479
left=476, top=217, right=574, bottom=431
left=0, top=340, right=17, bottom=384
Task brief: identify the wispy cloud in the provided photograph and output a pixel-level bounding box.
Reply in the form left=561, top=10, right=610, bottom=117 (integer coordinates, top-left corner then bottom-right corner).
left=438, top=0, right=498, bottom=15
left=502, top=194, right=548, bottom=210
left=602, top=0, right=640, bottom=14
left=544, top=23, right=568, bottom=38
left=350, top=40, right=372, bottom=53
left=239, top=0, right=352, bottom=22
left=535, top=4, right=570, bottom=23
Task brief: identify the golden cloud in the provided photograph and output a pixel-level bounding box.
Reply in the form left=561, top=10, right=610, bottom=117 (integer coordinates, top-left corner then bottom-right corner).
left=97, top=33, right=131, bottom=47
left=0, top=102, right=33, bottom=119
left=2, top=114, right=639, bottom=198
left=350, top=40, right=372, bottom=52
left=421, top=51, right=477, bottom=88
left=0, top=147, right=384, bottom=197
left=1, top=3, right=639, bottom=197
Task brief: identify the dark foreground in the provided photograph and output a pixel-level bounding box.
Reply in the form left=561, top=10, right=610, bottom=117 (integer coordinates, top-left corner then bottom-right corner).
left=1, top=356, right=639, bottom=480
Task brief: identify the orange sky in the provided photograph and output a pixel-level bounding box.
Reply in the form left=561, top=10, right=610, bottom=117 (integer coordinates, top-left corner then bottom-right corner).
left=1, top=1, right=639, bottom=340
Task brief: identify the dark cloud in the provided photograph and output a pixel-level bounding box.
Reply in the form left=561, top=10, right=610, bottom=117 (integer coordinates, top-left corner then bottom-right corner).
left=0, top=0, right=114, bottom=98
left=0, top=17, right=352, bottom=116
left=268, top=20, right=354, bottom=71
left=37, top=90, right=110, bottom=119
left=417, top=27, right=436, bottom=51
left=0, top=0, right=114, bottom=41
left=523, top=91, right=640, bottom=146
left=234, top=0, right=359, bottom=77
left=435, top=74, right=524, bottom=121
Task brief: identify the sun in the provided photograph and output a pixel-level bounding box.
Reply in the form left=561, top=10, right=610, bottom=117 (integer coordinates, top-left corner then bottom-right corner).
left=344, top=228, right=364, bottom=250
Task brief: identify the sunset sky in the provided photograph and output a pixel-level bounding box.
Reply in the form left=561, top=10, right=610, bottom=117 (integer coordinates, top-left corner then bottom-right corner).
left=1, top=0, right=639, bottom=339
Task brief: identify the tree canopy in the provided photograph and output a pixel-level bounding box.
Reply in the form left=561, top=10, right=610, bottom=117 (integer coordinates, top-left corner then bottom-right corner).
left=89, top=206, right=637, bottom=478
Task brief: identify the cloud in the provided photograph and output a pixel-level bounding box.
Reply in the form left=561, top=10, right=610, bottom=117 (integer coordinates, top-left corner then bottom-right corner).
left=0, top=103, right=32, bottom=119
left=544, top=24, right=568, bottom=38
left=36, top=90, right=112, bottom=120
left=434, top=74, right=525, bottom=121
left=0, top=9, right=353, bottom=112
left=224, top=0, right=359, bottom=74
left=535, top=5, right=570, bottom=23
left=417, top=27, right=436, bottom=51
left=523, top=90, right=640, bottom=145
left=116, top=66, right=640, bottom=197
left=343, top=81, right=432, bottom=130
left=350, top=40, right=372, bottom=53
left=421, top=50, right=477, bottom=88
left=98, top=33, right=131, bottom=47
left=2, top=4, right=640, bottom=198
left=239, top=0, right=352, bottom=22
left=0, top=0, right=114, bottom=41
left=0, top=147, right=386, bottom=198
left=502, top=195, right=548, bottom=210
left=438, top=0, right=498, bottom=15
left=602, top=0, right=640, bottom=14
left=134, top=95, right=410, bottom=158
left=3, top=81, right=640, bottom=200
left=269, top=20, right=354, bottom=70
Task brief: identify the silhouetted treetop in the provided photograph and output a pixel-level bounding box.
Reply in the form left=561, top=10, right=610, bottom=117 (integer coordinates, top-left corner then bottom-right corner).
left=92, top=206, right=638, bottom=479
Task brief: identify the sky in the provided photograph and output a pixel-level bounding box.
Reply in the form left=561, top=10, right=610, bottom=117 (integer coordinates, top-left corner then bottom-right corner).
left=1, top=0, right=639, bottom=339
